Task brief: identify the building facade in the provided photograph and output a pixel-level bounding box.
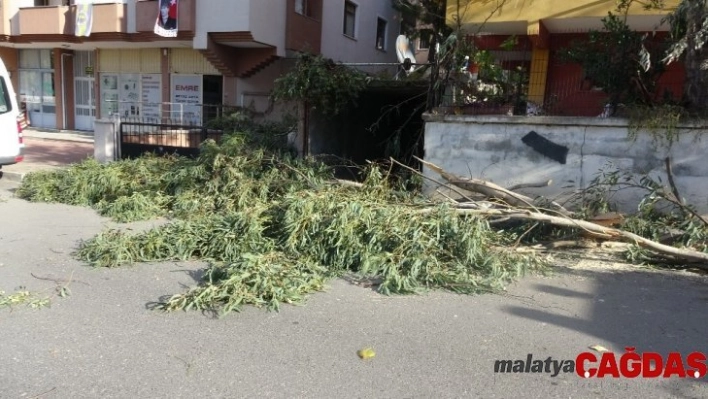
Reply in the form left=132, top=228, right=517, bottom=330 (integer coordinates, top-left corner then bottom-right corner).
left=447, top=0, right=684, bottom=116
left=0, top=0, right=402, bottom=131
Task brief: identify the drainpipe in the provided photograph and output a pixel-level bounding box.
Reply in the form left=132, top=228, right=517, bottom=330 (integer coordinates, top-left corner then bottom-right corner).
left=61, top=53, right=74, bottom=130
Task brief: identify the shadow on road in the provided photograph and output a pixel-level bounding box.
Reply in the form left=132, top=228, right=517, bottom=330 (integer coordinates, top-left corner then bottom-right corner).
left=503, top=265, right=708, bottom=396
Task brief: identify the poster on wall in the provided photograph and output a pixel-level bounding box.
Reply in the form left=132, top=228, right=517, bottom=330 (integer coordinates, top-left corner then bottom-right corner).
left=141, top=74, right=162, bottom=122
left=75, top=0, right=93, bottom=37
left=171, top=74, right=202, bottom=124
left=100, top=74, right=119, bottom=118
left=154, top=0, right=178, bottom=38
left=119, top=74, right=140, bottom=118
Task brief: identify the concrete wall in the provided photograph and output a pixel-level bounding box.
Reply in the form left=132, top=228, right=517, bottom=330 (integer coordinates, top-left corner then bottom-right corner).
left=423, top=114, right=708, bottom=213
left=236, top=58, right=287, bottom=110
left=320, top=0, right=400, bottom=66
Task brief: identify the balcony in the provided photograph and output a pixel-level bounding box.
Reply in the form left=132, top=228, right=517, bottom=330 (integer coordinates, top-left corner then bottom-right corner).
left=18, top=6, right=70, bottom=36
left=89, top=3, right=127, bottom=34
left=136, top=0, right=195, bottom=34
left=17, top=3, right=127, bottom=37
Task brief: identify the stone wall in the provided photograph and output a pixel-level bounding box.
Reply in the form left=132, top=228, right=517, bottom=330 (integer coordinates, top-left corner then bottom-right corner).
left=423, top=114, right=708, bottom=213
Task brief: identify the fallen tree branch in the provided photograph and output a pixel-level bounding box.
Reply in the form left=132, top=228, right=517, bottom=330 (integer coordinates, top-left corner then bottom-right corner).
left=333, top=179, right=364, bottom=188
left=664, top=157, right=708, bottom=228
left=665, top=156, right=682, bottom=205
left=414, top=156, right=571, bottom=216
left=417, top=207, right=708, bottom=266
left=508, top=180, right=553, bottom=191
left=389, top=157, right=477, bottom=203
left=415, top=156, right=537, bottom=208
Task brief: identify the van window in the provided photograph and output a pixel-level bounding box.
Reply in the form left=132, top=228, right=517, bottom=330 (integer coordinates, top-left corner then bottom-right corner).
left=0, top=77, right=11, bottom=114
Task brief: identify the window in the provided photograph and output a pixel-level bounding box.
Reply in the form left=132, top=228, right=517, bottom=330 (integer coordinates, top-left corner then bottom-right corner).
left=295, top=0, right=312, bottom=17
left=34, top=0, right=49, bottom=6
left=418, top=29, right=432, bottom=50
left=376, top=18, right=387, bottom=51
left=19, top=49, right=53, bottom=70
left=0, top=78, right=11, bottom=114
left=343, top=1, right=357, bottom=38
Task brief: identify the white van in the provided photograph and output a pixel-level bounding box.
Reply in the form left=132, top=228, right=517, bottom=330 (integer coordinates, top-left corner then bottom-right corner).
left=0, top=56, right=23, bottom=168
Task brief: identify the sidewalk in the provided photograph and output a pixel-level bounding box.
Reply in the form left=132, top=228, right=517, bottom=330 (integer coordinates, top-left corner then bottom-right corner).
left=0, top=128, right=95, bottom=182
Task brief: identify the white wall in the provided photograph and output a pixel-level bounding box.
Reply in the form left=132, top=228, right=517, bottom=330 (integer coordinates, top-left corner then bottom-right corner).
left=423, top=114, right=708, bottom=214
left=8, top=0, right=34, bottom=36
left=193, top=0, right=251, bottom=49
left=193, top=0, right=287, bottom=51
left=249, top=0, right=287, bottom=57
left=320, top=0, right=400, bottom=67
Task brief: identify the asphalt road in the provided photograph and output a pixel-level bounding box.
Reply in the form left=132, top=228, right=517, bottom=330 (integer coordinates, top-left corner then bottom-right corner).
left=1, top=179, right=707, bottom=399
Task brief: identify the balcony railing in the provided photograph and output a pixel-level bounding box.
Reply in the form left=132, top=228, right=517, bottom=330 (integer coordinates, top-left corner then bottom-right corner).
left=18, top=6, right=70, bottom=35
left=17, top=3, right=127, bottom=36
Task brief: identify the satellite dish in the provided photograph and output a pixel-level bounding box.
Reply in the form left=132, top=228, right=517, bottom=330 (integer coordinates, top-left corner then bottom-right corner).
left=396, top=35, right=418, bottom=74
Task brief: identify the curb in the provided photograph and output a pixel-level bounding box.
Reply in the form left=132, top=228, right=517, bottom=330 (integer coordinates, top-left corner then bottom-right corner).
left=0, top=170, right=25, bottom=182
left=23, top=136, right=94, bottom=144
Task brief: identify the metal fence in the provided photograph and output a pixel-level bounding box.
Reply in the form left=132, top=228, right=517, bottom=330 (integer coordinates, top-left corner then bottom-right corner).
left=119, top=120, right=225, bottom=159
left=438, top=35, right=533, bottom=116
left=106, top=101, right=250, bottom=126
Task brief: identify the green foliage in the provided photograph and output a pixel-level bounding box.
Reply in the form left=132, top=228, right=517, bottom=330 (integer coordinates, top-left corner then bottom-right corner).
left=626, top=104, right=689, bottom=147
left=160, top=253, right=329, bottom=313
left=16, top=155, right=176, bottom=222
left=205, top=111, right=297, bottom=154
left=0, top=289, right=50, bottom=309
left=662, top=0, right=708, bottom=65
left=272, top=53, right=369, bottom=116
left=577, top=165, right=708, bottom=264
left=560, top=10, right=668, bottom=110
left=17, top=123, right=545, bottom=315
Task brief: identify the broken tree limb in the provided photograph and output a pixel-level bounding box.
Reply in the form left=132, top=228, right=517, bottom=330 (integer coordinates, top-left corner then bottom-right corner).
left=507, top=180, right=553, bottom=191
left=663, top=157, right=708, bottom=228
left=415, top=156, right=537, bottom=208
left=333, top=179, right=364, bottom=188
left=390, top=157, right=477, bottom=203
left=414, top=156, right=571, bottom=216
left=665, top=156, right=682, bottom=205
left=416, top=207, right=708, bottom=266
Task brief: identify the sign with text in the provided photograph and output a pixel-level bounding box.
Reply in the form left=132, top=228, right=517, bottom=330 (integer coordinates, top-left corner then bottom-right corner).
left=141, top=74, right=162, bottom=121
left=119, top=73, right=140, bottom=118
left=171, top=74, right=202, bottom=123
left=100, top=73, right=119, bottom=118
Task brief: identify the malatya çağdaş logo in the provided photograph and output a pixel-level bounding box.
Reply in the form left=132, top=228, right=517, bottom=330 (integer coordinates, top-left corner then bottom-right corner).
left=494, top=348, right=707, bottom=379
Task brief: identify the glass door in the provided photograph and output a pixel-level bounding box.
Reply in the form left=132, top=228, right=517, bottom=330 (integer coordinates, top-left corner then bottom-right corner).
left=74, top=77, right=95, bottom=131
left=18, top=70, right=56, bottom=129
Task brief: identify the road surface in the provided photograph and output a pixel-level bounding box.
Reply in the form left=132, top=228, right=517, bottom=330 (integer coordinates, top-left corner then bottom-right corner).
left=1, top=179, right=707, bottom=398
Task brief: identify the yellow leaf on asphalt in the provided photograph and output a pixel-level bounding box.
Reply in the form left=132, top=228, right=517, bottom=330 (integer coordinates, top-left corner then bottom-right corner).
left=589, top=345, right=610, bottom=353
left=357, top=347, right=376, bottom=360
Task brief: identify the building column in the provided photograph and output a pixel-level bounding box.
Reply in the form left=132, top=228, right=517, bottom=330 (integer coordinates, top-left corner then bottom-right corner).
left=95, top=49, right=101, bottom=120
left=54, top=48, right=75, bottom=130
left=161, top=48, right=170, bottom=120
left=527, top=20, right=550, bottom=107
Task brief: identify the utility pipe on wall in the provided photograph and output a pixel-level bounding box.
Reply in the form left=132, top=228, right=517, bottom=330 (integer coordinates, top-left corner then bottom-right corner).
left=61, top=52, right=74, bottom=131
